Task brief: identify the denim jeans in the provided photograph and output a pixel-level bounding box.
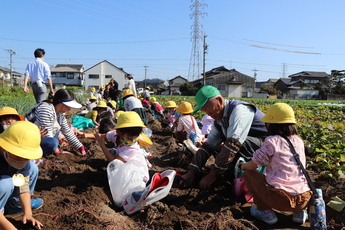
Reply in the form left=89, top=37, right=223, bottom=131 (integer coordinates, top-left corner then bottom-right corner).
left=41, top=131, right=60, bottom=156
left=0, top=161, right=39, bottom=209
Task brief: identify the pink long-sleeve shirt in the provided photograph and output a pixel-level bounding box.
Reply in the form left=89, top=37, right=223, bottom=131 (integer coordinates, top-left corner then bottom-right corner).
left=252, top=135, right=310, bottom=195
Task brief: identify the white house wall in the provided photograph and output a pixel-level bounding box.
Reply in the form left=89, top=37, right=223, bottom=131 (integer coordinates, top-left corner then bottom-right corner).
left=84, top=61, right=127, bottom=90
left=227, top=85, right=242, bottom=98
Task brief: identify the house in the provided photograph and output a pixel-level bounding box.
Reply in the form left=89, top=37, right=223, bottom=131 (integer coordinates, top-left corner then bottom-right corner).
left=168, top=76, right=187, bottom=95
left=83, top=60, right=128, bottom=91
left=51, top=64, right=84, bottom=87
left=0, top=66, right=23, bottom=86
left=204, top=66, right=255, bottom=98
left=276, top=71, right=330, bottom=99
left=136, top=78, right=165, bottom=93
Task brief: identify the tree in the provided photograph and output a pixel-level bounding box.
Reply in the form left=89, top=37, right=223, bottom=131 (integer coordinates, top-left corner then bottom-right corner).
left=260, top=85, right=277, bottom=95
left=179, top=82, right=200, bottom=96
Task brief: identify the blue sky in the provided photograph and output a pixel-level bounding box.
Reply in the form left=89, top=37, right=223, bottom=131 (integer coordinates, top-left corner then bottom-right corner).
left=1, top=0, right=344, bottom=82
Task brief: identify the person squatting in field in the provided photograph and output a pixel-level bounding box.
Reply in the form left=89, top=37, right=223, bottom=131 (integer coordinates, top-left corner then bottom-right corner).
left=25, top=89, right=87, bottom=156
left=181, top=85, right=268, bottom=190
left=0, top=121, right=45, bottom=229
left=240, top=103, right=312, bottom=225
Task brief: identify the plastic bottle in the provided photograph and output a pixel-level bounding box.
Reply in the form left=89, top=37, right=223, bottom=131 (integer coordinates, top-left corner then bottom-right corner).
left=309, top=188, right=327, bottom=230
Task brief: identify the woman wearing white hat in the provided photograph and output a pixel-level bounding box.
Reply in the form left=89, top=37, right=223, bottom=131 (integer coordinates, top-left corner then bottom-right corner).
left=25, top=89, right=87, bottom=156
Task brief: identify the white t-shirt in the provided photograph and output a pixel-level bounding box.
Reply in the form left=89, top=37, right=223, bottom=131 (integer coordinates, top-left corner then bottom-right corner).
left=124, top=96, right=143, bottom=111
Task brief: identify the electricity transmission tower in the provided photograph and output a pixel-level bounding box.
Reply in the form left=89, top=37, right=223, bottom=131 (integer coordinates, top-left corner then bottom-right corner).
left=188, top=0, right=207, bottom=81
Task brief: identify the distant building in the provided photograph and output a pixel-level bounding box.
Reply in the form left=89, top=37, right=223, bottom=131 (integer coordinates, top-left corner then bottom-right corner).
left=168, top=76, right=187, bottom=95
left=136, top=78, right=165, bottom=92
left=204, top=66, right=255, bottom=98
left=83, top=60, right=127, bottom=91
left=0, top=66, right=22, bottom=86
left=51, top=64, right=84, bottom=87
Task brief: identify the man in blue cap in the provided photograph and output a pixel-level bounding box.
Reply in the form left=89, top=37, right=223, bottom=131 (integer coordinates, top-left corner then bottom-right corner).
left=182, top=85, right=267, bottom=189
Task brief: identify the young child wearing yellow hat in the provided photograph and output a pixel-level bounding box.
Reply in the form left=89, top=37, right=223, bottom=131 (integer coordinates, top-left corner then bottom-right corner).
left=175, top=101, right=203, bottom=145
left=85, top=101, right=108, bottom=126
left=94, top=111, right=152, bottom=162
left=163, top=101, right=180, bottom=129
left=149, top=97, right=164, bottom=120
left=241, top=103, right=312, bottom=225
left=0, top=121, right=44, bottom=229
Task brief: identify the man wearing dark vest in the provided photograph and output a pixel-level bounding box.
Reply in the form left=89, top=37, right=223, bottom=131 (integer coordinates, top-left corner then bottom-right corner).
left=182, top=85, right=267, bottom=189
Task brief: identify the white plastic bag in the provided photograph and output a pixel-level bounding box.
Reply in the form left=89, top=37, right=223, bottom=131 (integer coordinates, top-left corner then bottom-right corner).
left=123, top=170, right=176, bottom=215
left=107, top=156, right=149, bottom=207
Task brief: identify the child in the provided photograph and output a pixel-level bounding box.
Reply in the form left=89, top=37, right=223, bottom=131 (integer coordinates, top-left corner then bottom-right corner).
left=0, top=121, right=44, bottom=229
left=240, top=103, right=312, bottom=225
left=0, top=107, right=25, bottom=134
left=122, top=89, right=148, bottom=125
left=87, top=96, right=97, bottom=111
left=85, top=101, right=108, bottom=126
left=175, top=101, right=203, bottom=145
left=201, top=114, right=214, bottom=141
left=93, top=111, right=149, bottom=176
left=164, top=101, right=180, bottom=129
left=149, top=97, right=164, bottom=120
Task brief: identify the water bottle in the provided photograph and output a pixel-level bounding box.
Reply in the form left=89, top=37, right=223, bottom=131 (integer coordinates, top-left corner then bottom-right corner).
left=309, top=188, right=327, bottom=230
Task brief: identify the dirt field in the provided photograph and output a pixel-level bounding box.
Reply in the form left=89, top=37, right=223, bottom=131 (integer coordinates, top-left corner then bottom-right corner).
left=5, top=112, right=345, bottom=230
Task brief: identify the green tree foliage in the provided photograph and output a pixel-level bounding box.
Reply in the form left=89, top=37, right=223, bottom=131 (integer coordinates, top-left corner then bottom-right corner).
left=260, top=85, right=277, bottom=95
left=179, top=82, right=200, bottom=96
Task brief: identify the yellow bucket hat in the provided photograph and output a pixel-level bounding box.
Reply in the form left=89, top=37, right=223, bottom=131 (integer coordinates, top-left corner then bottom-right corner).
left=138, top=132, right=153, bottom=147
left=89, top=96, right=96, bottom=100
left=91, top=87, right=96, bottom=92
left=123, top=89, right=134, bottom=98
left=114, top=110, right=124, bottom=119
left=96, top=101, right=107, bottom=108
left=177, top=101, right=194, bottom=114
left=0, top=107, right=25, bottom=121
left=0, top=121, right=42, bottom=159
left=261, top=103, right=296, bottom=124
left=149, top=97, right=157, bottom=103
left=115, top=111, right=146, bottom=129
left=108, top=100, right=117, bottom=109
left=165, top=101, right=177, bottom=108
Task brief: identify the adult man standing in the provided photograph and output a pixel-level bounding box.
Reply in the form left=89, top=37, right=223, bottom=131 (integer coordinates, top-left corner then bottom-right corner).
left=23, top=48, right=54, bottom=104
left=182, top=85, right=267, bottom=189
left=126, top=74, right=137, bottom=97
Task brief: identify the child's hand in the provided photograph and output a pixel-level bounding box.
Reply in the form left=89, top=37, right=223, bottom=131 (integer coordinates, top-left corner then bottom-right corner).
left=240, top=161, right=257, bottom=171
left=93, top=129, right=103, bottom=144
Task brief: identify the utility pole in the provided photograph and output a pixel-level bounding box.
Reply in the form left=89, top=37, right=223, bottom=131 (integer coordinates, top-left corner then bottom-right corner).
left=202, top=34, right=208, bottom=86
left=252, top=68, right=258, bottom=96
left=144, top=65, right=148, bottom=88
left=6, top=49, right=17, bottom=86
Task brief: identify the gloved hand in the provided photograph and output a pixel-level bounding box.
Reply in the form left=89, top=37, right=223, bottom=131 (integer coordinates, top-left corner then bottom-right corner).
left=79, top=146, right=87, bottom=156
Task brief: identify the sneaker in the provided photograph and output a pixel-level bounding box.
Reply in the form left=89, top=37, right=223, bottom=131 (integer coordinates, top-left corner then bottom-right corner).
left=250, top=206, right=278, bottom=225
left=6, top=198, right=44, bottom=215
left=292, top=209, right=308, bottom=224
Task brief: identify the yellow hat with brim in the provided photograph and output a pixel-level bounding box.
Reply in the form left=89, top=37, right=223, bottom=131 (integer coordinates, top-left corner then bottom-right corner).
left=108, top=100, right=117, bottom=108
left=89, top=96, right=96, bottom=100
left=138, top=132, right=153, bottom=147
left=114, top=110, right=124, bottom=119
left=261, top=103, right=296, bottom=124
left=96, top=101, right=107, bottom=108
left=149, top=97, right=157, bottom=103
left=177, top=101, right=194, bottom=114
left=115, top=111, right=146, bottom=129
left=123, top=89, right=134, bottom=99
left=91, top=87, right=96, bottom=92
left=165, top=101, right=177, bottom=108
left=0, top=121, right=42, bottom=159
left=0, top=107, right=25, bottom=121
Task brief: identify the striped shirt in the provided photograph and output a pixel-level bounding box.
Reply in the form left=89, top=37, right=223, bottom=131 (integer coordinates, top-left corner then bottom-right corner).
left=25, top=102, right=83, bottom=149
